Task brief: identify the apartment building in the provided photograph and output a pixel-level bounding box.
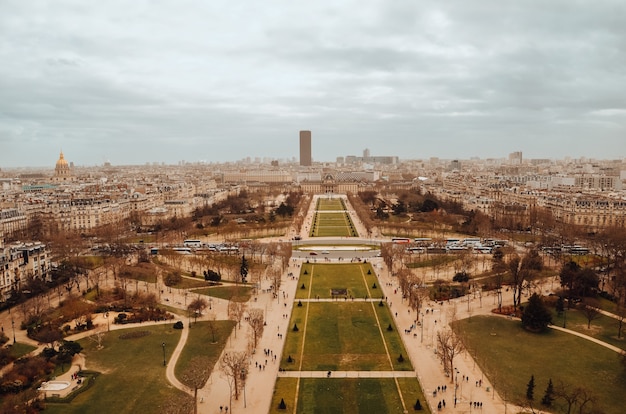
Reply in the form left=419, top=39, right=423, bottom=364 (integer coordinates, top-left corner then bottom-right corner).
left=0, top=241, right=50, bottom=300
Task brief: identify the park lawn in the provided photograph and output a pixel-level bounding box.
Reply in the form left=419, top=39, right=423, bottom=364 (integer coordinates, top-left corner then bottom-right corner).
left=297, top=263, right=371, bottom=300
left=406, top=255, right=457, bottom=269
left=316, top=198, right=346, bottom=211
left=295, top=264, right=314, bottom=300
left=311, top=211, right=357, bottom=237
left=397, top=377, right=432, bottom=413
left=269, top=378, right=298, bottom=413
left=45, top=324, right=185, bottom=414
left=175, top=320, right=235, bottom=385
left=452, top=316, right=626, bottom=414
left=193, top=285, right=253, bottom=302
left=361, top=263, right=381, bottom=297
left=373, top=303, right=413, bottom=371
left=296, top=378, right=406, bottom=413
left=9, top=342, right=37, bottom=359
left=302, top=302, right=390, bottom=371
left=551, top=307, right=626, bottom=351
left=281, top=305, right=307, bottom=370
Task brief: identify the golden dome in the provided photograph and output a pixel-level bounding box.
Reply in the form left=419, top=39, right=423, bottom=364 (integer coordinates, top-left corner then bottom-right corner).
left=55, top=151, right=71, bottom=177
left=56, top=151, right=68, bottom=168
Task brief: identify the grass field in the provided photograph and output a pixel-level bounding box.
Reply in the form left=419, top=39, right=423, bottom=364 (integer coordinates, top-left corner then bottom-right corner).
left=295, top=263, right=380, bottom=300
left=175, top=320, right=235, bottom=385
left=283, top=263, right=412, bottom=372
left=290, top=302, right=411, bottom=371
left=274, top=260, right=429, bottom=413
left=311, top=198, right=358, bottom=237
left=551, top=307, right=626, bottom=351
left=453, top=316, right=626, bottom=414
left=45, top=324, right=186, bottom=414
left=192, top=285, right=253, bottom=302
left=311, top=212, right=358, bottom=237
left=270, top=377, right=430, bottom=414
left=316, top=198, right=346, bottom=211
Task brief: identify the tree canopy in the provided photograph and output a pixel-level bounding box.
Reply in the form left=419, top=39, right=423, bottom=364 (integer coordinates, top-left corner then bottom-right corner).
left=521, top=293, right=552, bottom=332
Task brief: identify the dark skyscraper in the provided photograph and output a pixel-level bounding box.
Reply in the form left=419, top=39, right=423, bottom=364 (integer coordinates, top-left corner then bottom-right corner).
left=299, top=130, right=312, bottom=166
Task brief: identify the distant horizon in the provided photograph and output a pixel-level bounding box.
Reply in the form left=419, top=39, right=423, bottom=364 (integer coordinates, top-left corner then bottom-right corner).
left=2, top=151, right=625, bottom=171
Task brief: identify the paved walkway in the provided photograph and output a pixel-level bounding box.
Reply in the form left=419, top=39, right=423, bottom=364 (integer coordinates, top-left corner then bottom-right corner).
left=278, top=370, right=417, bottom=378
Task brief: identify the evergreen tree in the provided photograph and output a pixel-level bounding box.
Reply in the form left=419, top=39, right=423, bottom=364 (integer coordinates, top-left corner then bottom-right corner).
left=521, top=293, right=552, bottom=332
left=541, top=379, right=554, bottom=406
left=526, top=375, right=535, bottom=400
left=240, top=255, right=249, bottom=283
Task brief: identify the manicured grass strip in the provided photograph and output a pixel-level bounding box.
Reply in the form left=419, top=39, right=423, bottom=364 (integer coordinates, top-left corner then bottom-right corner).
left=281, top=305, right=307, bottom=371
left=453, top=316, right=626, bottom=414
left=363, top=265, right=383, bottom=298
left=192, top=285, right=253, bottom=302
left=296, top=378, right=406, bottom=413
left=269, top=377, right=298, bottom=414
left=310, top=209, right=358, bottom=237
left=397, top=377, right=433, bottom=414
left=296, top=263, right=371, bottom=300
left=316, top=199, right=346, bottom=211
left=373, top=303, right=413, bottom=371
left=301, top=302, right=390, bottom=371
left=175, top=320, right=235, bottom=385
left=45, top=324, right=186, bottom=414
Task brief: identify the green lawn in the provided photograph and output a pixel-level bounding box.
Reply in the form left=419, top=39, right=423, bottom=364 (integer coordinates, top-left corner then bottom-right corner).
left=453, top=316, right=626, bottom=414
left=296, top=378, right=420, bottom=414
left=175, top=320, right=235, bottom=385
left=311, top=211, right=357, bottom=237
left=8, top=342, right=37, bottom=359
left=192, top=285, right=253, bottom=302
left=45, top=324, right=186, bottom=414
left=271, top=377, right=431, bottom=414
left=316, top=198, right=346, bottom=211
left=275, top=259, right=428, bottom=413
left=551, top=307, right=626, bottom=351
left=281, top=302, right=412, bottom=371
left=295, top=263, right=372, bottom=300
left=270, top=377, right=298, bottom=413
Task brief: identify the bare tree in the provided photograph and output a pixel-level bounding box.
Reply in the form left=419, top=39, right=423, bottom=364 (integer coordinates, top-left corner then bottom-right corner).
left=206, top=312, right=219, bottom=343
left=228, top=299, right=247, bottom=336
left=87, top=328, right=107, bottom=350
left=580, top=299, right=602, bottom=329
left=553, top=382, right=599, bottom=414
left=187, top=297, right=208, bottom=325
left=436, top=328, right=464, bottom=382
left=247, top=308, right=265, bottom=348
left=180, top=356, right=212, bottom=414
left=219, top=351, right=249, bottom=403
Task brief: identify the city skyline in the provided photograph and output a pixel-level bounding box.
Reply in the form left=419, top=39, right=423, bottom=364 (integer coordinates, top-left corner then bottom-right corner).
left=1, top=1, right=626, bottom=168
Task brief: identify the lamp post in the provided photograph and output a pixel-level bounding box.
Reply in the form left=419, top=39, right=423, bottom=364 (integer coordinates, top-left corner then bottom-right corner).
left=240, top=368, right=247, bottom=408
left=162, top=342, right=166, bottom=366
left=420, top=312, right=424, bottom=343
left=454, top=371, right=458, bottom=407
left=8, top=306, right=15, bottom=344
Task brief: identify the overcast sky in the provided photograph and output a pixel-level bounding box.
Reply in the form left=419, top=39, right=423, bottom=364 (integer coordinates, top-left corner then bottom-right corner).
left=1, top=0, right=625, bottom=167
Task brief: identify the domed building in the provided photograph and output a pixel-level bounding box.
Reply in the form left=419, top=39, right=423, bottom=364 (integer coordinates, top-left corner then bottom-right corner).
left=52, top=151, right=74, bottom=182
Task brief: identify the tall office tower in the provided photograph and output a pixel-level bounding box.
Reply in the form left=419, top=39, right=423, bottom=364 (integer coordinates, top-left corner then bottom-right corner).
left=299, top=130, right=312, bottom=166
left=363, top=148, right=370, bottom=159
left=509, top=151, right=523, bottom=164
